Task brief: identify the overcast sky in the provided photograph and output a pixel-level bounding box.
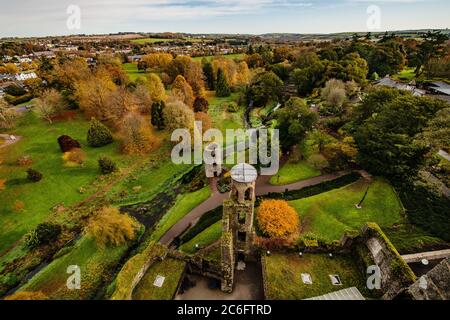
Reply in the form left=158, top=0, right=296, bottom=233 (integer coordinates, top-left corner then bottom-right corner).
left=0, top=0, right=449, bottom=37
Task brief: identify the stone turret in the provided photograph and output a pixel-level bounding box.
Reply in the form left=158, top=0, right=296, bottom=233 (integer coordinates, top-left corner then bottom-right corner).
left=221, top=163, right=258, bottom=293
left=204, top=142, right=222, bottom=178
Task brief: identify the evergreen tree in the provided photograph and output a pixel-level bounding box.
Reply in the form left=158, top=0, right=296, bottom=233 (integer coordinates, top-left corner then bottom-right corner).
left=215, top=68, right=231, bottom=97
left=151, top=101, right=165, bottom=130
left=202, top=61, right=214, bottom=90
left=87, top=118, right=113, bottom=147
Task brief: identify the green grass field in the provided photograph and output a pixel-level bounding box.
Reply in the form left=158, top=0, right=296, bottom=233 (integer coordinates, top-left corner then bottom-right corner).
left=206, top=92, right=244, bottom=136
left=17, top=236, right=131, bottom=299
left=264, top=253, right=369, bottom=300
left=150, top=187, right=211, bottom=241
left=179, top=220, right=222, bottom=254
left=122, top=63, right=148, bottom=82
left=132, top=258, right=185, bottom=300
left=192, top=53, right=246, bottom=62
left=269, top=160, right=321, bottom=186
left=289, top=178, right=404, bottom=242
left=392, top=67, right=416, bottom=82
left=0, top=112, right=134, bottom=254
left=132, top=38, right=203, bottom=45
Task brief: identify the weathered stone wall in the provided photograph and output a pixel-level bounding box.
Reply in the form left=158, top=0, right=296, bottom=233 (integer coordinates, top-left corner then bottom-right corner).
left=406, top=257, right=450, bottom=300
left=221, top=231, right=234, bottom=293
left=357, top=223, right=417, bottom=300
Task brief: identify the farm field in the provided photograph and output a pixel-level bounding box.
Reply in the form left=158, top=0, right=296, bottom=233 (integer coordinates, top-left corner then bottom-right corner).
left=192, top=53, right=246, bottom=62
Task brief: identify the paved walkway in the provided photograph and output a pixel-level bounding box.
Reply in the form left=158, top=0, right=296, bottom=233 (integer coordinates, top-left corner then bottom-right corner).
left=159, top=169, right=357, bottom=245
left=402, top=249, right=450, bottom=263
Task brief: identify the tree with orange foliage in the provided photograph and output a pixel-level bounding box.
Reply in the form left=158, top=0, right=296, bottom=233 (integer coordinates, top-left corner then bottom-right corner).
left=195, top=112, right=212, bottom=131
left=120, top=112, right=157, bottom=155
left=257, top=200, right=300, bottom=238
left=86, top=207, right=139, bottom=247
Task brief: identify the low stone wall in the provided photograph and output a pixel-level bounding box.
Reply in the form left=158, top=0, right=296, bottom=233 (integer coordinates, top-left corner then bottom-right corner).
left=356, top=223, right=417, bottom=300
left=111, top=242, right=168, bottom=300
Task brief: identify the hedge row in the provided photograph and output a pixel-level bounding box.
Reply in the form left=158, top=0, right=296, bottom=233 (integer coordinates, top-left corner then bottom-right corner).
left=257, top=172, right=361, bottom=203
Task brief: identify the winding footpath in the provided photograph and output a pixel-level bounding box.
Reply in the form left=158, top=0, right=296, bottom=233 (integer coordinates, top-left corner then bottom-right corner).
left=159, top=169, right=356, bottom=245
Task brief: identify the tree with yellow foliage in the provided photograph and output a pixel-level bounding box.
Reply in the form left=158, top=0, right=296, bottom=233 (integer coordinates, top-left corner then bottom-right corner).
left=146, top=73, right=166, bottom=102
left=140, top=53, right=173, bottom=72
left=86, top=207, right=139, bottom=247
left=172, top=75, right=194, bottom=108
left=120, top=112, right=158, bottom=155
left=257, top=200, right=300, bottom=238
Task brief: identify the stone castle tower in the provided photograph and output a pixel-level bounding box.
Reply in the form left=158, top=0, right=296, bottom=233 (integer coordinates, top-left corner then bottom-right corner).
left=221, top=163, right=257, bottom=293
left=204, top=143, right=222, bottom=178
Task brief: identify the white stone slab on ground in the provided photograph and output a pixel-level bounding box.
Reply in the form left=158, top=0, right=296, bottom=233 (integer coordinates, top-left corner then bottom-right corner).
left=301, top=273, right=312, bottom=285
left=153, top=275, right=165, bottom=287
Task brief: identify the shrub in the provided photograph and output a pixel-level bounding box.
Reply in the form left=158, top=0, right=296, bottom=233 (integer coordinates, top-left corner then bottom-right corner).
left=12, top=200, right=25, bottom=212
left=0, top=178, right=6, bottom=190
left=98, top=156, right=117, bottom=174
left=227, top=102, right=239, bottom=113
left=57, top=135, right=81, bottom=153
left=87, top=118, right=113, bottom=147
left=62, top=148, right=86, bottom=167
left=16, top=155, right=33, bottom=166
left=257, top=200, right=300, bottom=238
left=193, top=96, right=209, bottom=113
left=26, top=168, right=43, bottom=182
left=25, top=223, right=62, bottom=249
left=86, top=207, right=138, bottom=247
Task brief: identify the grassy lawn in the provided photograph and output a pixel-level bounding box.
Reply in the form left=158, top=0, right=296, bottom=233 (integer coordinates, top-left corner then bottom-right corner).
left=107, top=152, right=193, bottom=206
left=122, top=63, right=148, bottom=82
left=17, top=236, right=131, bottom=299
left=206, top=92, right=244, bottom=136
left=269, top=160, right=321, bottom=186
left=392, top=67, right=416, bottom=82
left=383, top=224, right=448, bottom=254
left=192, top=53, right=246, bottom=62
left=179, top=220, right=222, bottom=254
left=150, top=187, right=212, bottom=241
left=132, top=257, right=185, bottom=300
left=289, top=178, right=404, bottom=242
left=264, top=253, right=369, bottom=300
left=0, top=112, right=135, bottom=254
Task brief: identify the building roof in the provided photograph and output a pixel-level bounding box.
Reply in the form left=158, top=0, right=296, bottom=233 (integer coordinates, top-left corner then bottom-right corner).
left=305, top=287, right=365, bottom=300
left=230, top=163, right=258, bottom=183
